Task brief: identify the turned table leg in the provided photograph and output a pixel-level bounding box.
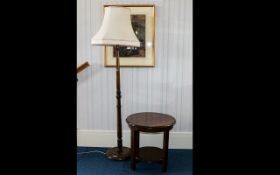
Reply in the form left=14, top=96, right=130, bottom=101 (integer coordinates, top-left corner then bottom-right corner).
left=131, top=129, right=139, bottom=170
left=162, top=130, right=169, bottom=172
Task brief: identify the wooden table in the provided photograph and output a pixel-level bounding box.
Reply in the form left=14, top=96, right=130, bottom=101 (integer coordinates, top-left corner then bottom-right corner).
left=126, top=112, right=176, bottom=172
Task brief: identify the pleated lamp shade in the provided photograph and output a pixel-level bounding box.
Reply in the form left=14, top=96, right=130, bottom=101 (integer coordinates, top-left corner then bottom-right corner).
left=91, top=6, right=140, bottom=47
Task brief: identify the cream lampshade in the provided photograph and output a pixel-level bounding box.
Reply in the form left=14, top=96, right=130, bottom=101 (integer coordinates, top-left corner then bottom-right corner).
left=91, top=6, right=140, bottom=47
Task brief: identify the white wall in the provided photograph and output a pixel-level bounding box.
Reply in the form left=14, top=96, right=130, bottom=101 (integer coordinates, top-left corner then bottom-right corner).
left=77, top=0, right=192, bottom=134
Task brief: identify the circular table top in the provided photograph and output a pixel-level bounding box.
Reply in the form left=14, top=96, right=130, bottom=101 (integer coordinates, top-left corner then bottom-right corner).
left=126, top=112, right=176, bottom=129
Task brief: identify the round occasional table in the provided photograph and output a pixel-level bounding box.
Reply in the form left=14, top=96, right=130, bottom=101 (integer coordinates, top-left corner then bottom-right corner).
left=126, top=112, right=176, bottom=172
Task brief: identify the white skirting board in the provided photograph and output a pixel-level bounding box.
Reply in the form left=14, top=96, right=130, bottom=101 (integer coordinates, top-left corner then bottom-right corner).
left=77, top=130, right=192, bottom=149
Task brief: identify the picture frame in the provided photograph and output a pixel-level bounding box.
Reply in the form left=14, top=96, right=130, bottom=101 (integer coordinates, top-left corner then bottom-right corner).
left=103, top=4, right=155, bottom=67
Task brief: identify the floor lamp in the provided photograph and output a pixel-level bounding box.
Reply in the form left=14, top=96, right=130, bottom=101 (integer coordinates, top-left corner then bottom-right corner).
left=91, top=7, right=140, bottom=160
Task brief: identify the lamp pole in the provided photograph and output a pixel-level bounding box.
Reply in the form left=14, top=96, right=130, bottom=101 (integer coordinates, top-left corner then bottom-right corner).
left=115, top=45, right=123, bottom=151
left=106, top=45, right=130, bottom=160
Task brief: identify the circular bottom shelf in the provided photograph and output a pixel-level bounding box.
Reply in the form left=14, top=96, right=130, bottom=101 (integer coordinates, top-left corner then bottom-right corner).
left=137, top=146, right=163, bottom=163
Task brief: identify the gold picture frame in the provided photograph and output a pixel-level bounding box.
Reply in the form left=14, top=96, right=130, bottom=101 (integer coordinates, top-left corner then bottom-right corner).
left=103, top=4, right=155, bottom=67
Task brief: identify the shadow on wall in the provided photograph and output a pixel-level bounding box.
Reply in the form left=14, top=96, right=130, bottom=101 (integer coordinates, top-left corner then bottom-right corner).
left=77, top=67, right=91, bottom=84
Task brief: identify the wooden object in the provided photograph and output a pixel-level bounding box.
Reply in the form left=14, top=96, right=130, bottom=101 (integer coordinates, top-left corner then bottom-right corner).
left=77, top=61, right=90, bottom=74
left=126, top=112, right=176, bottom=172
left=106, top=45, right=130, bottom=160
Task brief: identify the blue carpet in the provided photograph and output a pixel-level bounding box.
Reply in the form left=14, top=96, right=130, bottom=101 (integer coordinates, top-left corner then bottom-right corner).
left=77, top=147, right=192, bottom=175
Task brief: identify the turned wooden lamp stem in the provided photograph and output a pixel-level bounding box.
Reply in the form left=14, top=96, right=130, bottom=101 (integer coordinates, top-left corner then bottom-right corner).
left=115, top=45, right=123, bottom=152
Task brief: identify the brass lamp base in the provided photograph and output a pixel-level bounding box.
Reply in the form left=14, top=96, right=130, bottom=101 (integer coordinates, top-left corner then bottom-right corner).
left=106, top=147, right=130, bottom=160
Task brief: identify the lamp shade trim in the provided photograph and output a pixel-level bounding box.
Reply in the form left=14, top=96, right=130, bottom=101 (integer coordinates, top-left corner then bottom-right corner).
left=91, top=39, right=140, bottom=47
left=92, top=38, right=139, bottom=42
